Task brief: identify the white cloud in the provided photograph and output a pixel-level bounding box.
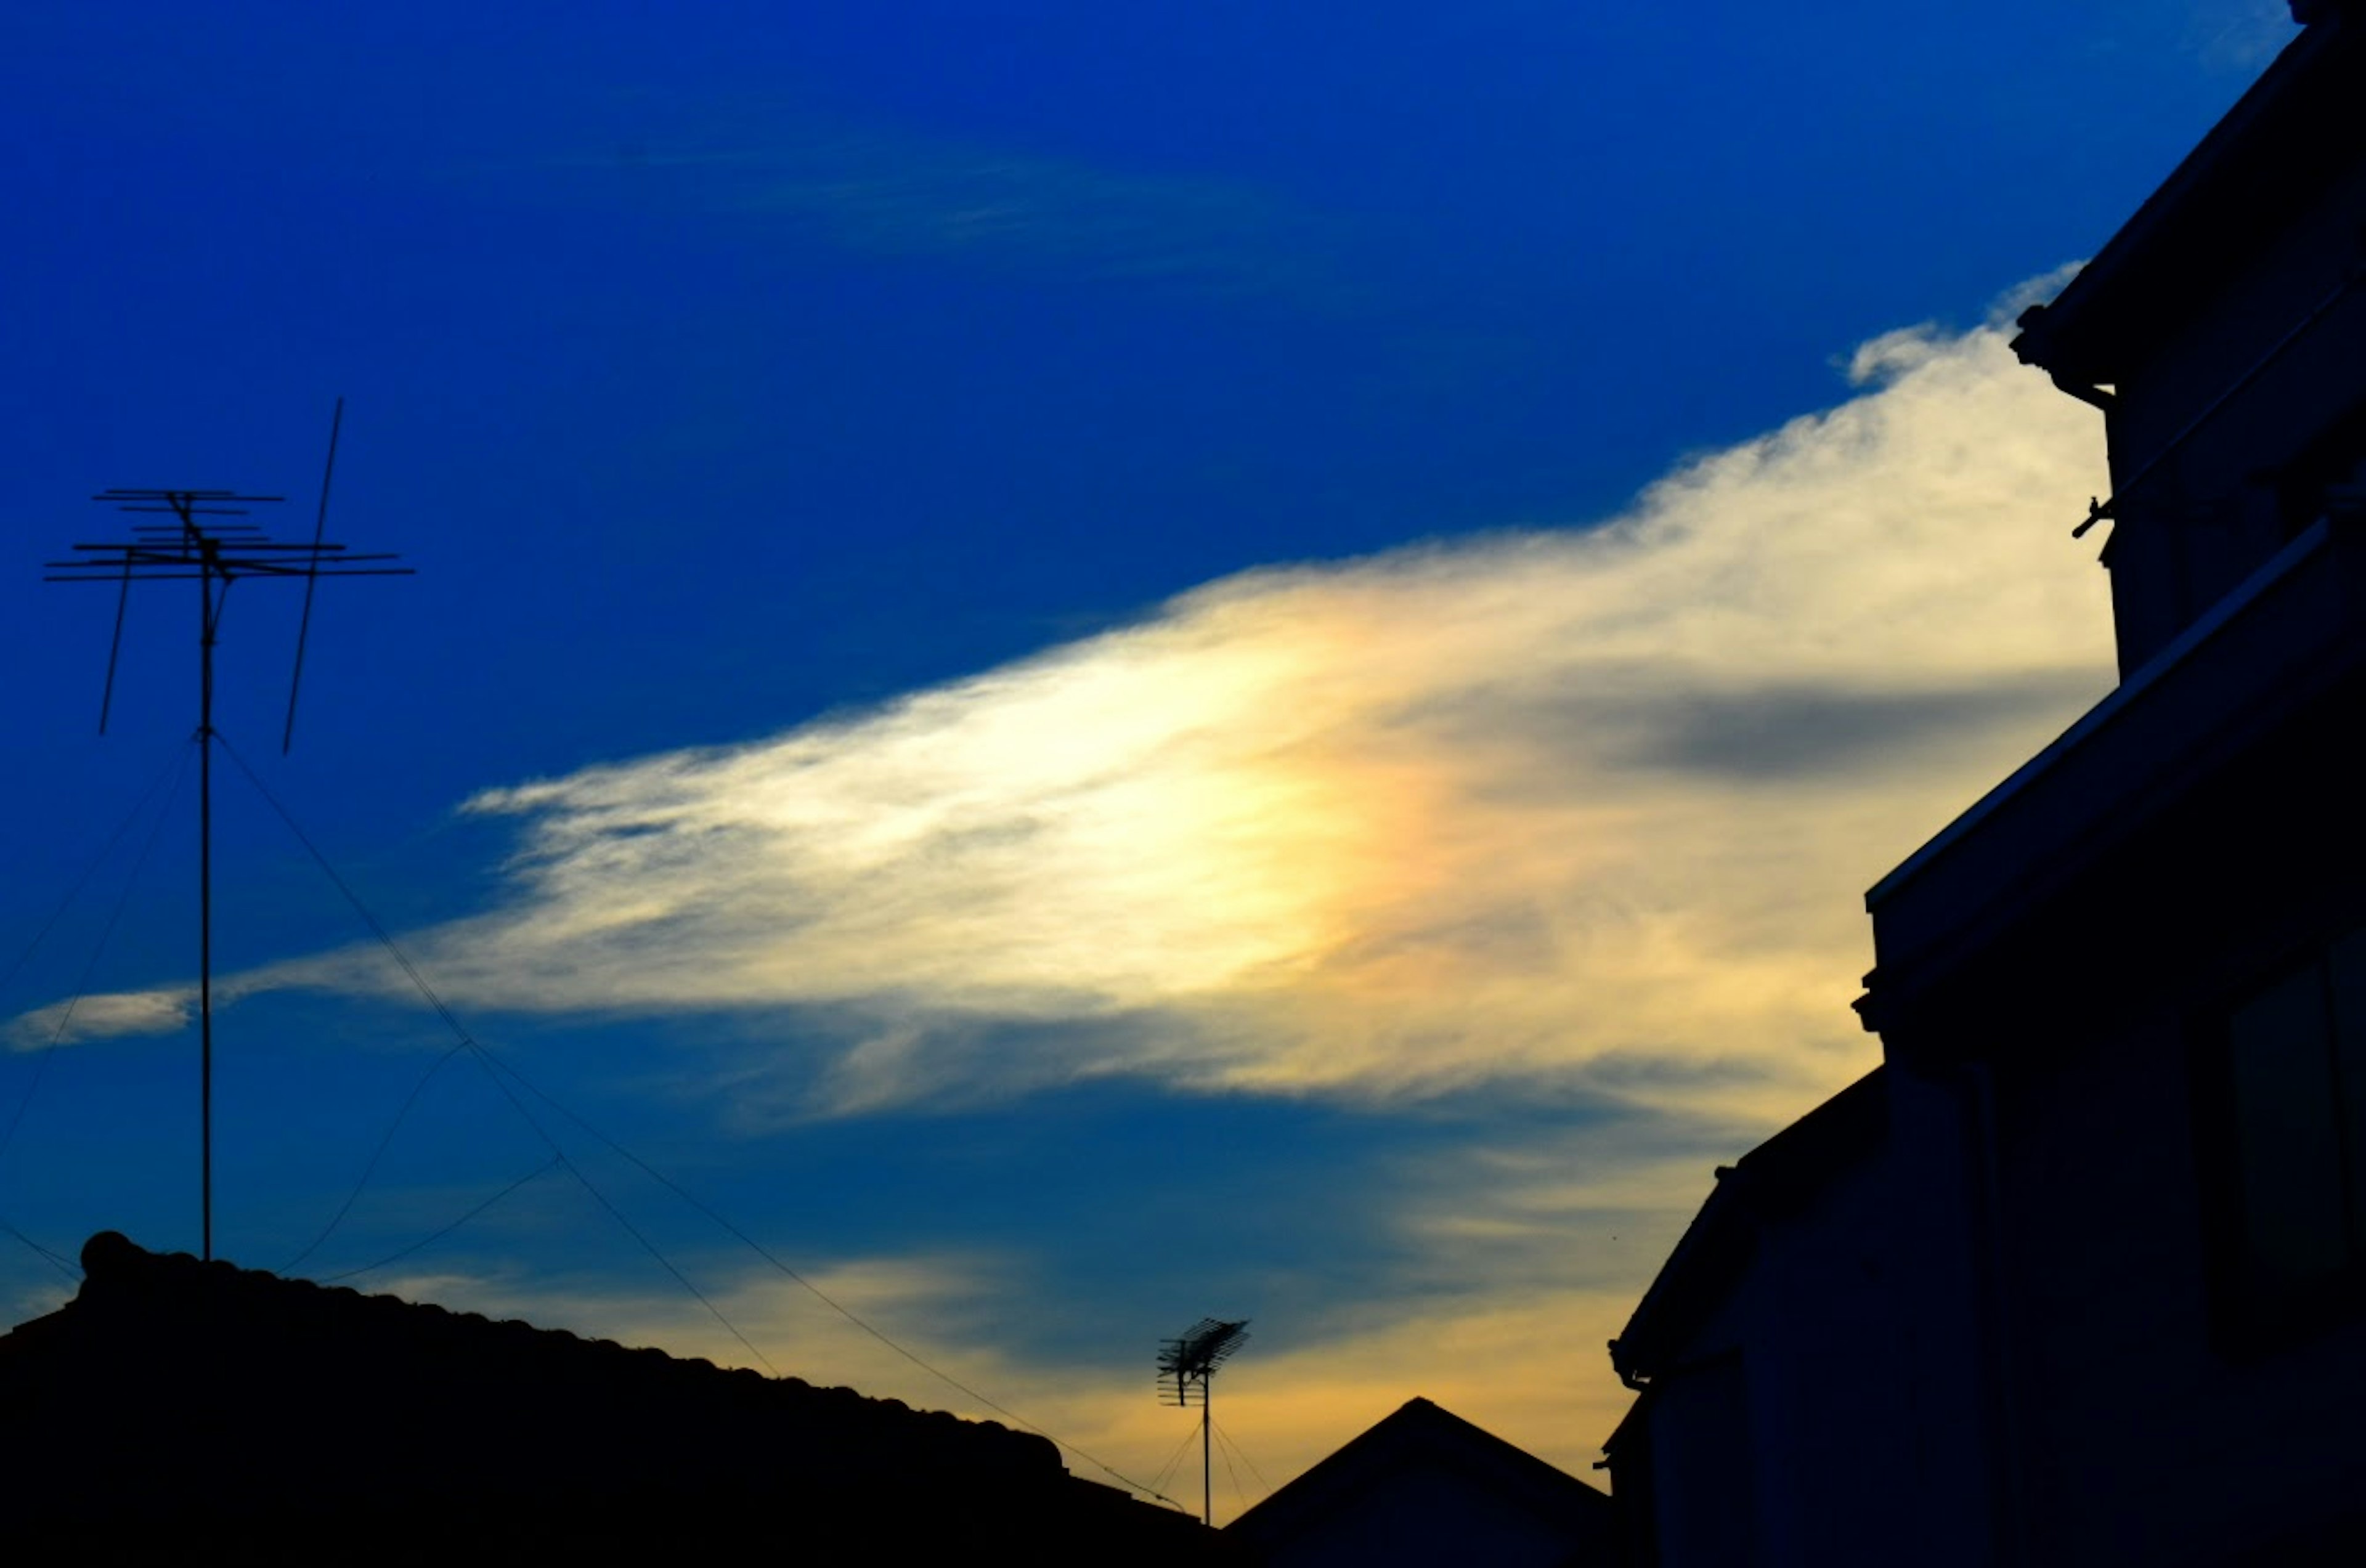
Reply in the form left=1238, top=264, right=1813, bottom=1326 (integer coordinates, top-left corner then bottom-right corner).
left=2, top=280, right=2114, bottom=1515
left=8, top=987, right=191, bottom=1050
left=18, top=306, right=2114, bottom=1124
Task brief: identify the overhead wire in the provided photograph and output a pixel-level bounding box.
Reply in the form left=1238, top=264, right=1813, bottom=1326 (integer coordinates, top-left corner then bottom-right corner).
left=460, top=1039, right=783, bottom=1377
left=218, top=730, right=1186, bottom=1511
left=0, top=736, right=190, bottom=999
left=1212, top=1416, right=1272, bottom=1507
left=0, top=741, right=203, bottom=1283
left=315, top=1155, right=562, bottom=1285
left=0, top=739, right=196, bottom=1174
left=217, top=731, right=777, bottom=1373
left=1146, top=1413, right=1206, bottom=1496
left=1215, top=1422, right=1245, bottom=1517
left=214, top=736, right=471, bottom=1050
left=0, top=1218, right=81, bottom=1282
left=469, top=1029, right=1184, bottom=1508
left=276, top=1034, right=472, bottom=1276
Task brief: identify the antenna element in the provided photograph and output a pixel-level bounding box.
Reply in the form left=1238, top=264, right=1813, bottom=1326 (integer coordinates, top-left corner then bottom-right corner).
left=1158, top=1318, right=1249, bottom=1528
left=44, top=447, right=410, bottom=1262
left=283, top=396, right=346, bottom=754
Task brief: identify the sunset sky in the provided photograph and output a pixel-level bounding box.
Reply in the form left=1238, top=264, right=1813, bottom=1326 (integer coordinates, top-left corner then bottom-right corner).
left=0, top=0, right=2296, bottom=1510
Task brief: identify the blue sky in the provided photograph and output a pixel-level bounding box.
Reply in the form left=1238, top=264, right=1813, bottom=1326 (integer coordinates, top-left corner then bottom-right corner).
left=0, top=0, right=2296, bottom=1508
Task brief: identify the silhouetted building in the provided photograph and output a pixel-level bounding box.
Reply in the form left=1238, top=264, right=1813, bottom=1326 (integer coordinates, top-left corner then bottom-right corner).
left=1603, top=1070, right=1997, bottom=1566
left=0, top=1232, right=1221, bottom=1564
left=1608, top=4, right=2366, bottom=1563
left=1227, top=1396, right=1616, bottom=1567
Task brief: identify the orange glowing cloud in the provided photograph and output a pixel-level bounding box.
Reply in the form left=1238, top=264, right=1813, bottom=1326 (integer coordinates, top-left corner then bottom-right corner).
left=24, top=303, right=2114, bottom=1123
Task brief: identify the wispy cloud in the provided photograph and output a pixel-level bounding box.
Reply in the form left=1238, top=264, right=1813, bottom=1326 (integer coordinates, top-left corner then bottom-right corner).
left=373, top=1114, right=1728, bottom=1495
left=9, top=988, right=192, bottom=1050
left=740, top=134, right=1340, bottom=298
left=700, top=1270, right=1655, bottom=1503
left=30, top=299, right=2114, bottom=1124
left=2183, top=0, right=2297, bottom=72
left=514, top=97, right=1351, bottom=304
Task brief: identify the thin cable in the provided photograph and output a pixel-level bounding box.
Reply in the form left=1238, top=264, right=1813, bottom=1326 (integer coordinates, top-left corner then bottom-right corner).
left=457, top=1042, right=779, bottom=1376
left=1213, top=1416, right=1270, bottom=1505
left=314, top=1156, right=563, bottom=1284
left=468, top=1043, right=1187, bottom=1509
left=222, top=733, right=502, bottom=1275
left=217, top=733, right=777, bottom=1371
left=1147, top=1415, right=1203, bottom=1495
left=215, top=735, right=471, bottom=1044
left=0, top=1217, right=80, bottom=1282
left=1215, top=1422, right=1245, bottom=1517
left=0, top=741, right=196, bottom=1171
left=218, top=734, right=1182, bottom=1509
left=1212, top=1417, right=1275, bottom=1499
left=0, top=736, right=189, bottom=999
left=0, top=742, right=189, bottom=1285
left=277, top=1036, right=472, bottom=1276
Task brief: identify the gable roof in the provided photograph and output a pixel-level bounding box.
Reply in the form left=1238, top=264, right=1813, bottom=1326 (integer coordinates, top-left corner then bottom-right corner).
left=1226, top=1395, right=1613, bottom=1565
left=0, top=1230, right=1219, bottom=1563
left=1607, top=1067, right=1888, bottom=1388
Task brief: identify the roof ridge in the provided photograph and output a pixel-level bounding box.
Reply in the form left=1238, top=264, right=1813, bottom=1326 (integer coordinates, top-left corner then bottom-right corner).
left=59, top=1228, right=1055, bottom=1466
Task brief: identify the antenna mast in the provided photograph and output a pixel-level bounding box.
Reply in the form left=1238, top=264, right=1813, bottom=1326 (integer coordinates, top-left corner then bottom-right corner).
left=44, top=418, right=408, bottom=1261
left=1158, top=1317, right=1249, bottom=1528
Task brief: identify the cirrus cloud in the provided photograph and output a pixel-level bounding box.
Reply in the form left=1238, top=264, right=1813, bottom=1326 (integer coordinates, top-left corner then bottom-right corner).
left=26, top=303, right=2114, bottom=1122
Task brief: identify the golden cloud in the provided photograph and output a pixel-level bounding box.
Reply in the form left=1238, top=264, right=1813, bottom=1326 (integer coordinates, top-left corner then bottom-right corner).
left=367, top=1121, right=1727, bottom=1509
left=31, top=311, right=2113, bottom=1123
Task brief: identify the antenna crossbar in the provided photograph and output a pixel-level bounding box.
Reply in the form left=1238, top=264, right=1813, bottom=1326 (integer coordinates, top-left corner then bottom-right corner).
left=1155, top=1318, right=1250, bottom=1527
left=41, top=416, right=407, bottom=1262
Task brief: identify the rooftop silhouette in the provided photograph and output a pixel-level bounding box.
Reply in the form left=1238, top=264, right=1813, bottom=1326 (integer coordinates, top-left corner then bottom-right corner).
left=0, top=1232, right=1224, bottom=1564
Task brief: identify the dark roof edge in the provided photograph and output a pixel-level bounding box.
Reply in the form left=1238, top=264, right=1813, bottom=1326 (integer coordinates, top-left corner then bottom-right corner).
left=2012, top=10, right=2356, bottom=383
left=1608, top=1068, right=1887, bottom=1386
left=48, top=1229, right=1060, bottom=1469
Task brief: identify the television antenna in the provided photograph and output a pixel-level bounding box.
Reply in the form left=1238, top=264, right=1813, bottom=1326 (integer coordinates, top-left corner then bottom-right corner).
left=1157, top=1317, right=1249, bottom=1527
left=42, top=399, right=410, bottom=1261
